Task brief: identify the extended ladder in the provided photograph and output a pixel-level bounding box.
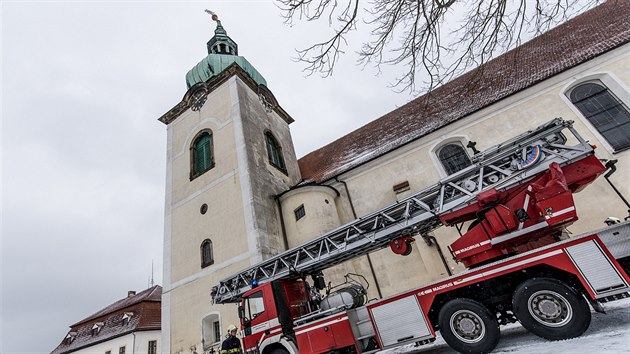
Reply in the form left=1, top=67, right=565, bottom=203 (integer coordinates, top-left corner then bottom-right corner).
left=212, top=118, right=596, bottom=303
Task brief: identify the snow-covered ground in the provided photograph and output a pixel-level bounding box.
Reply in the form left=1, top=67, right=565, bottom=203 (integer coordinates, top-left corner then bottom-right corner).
left=380, top=298, right=630, bottom=354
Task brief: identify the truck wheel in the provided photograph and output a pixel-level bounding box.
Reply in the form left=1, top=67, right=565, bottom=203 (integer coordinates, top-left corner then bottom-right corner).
left=438, top=298, right=500, bottom=354
left=512, top=278, right=590, bottom=340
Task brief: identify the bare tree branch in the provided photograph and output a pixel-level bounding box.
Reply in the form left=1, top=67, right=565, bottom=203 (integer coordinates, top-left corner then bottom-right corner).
left=277, top=0, right=601, bottom=93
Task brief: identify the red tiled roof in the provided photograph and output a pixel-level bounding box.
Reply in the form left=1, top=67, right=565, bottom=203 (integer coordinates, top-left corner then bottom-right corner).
left=50, top=286, right=161, bottom=354
left=298, top=0, right=630, bottom=184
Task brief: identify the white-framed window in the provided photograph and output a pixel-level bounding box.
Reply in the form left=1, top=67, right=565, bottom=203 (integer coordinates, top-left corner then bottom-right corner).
left=566, top=78, right=630, bottom=153
left=213, top=321, right=221, bottom=344
left=202, top=313, right=221, bottom=350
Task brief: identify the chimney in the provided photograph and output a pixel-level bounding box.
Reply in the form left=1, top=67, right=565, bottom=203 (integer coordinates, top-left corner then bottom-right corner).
left=128, top=290, right=136, bottom=297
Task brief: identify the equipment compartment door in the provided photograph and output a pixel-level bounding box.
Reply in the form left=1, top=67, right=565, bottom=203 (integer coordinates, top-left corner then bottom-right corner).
left=565, top=240, right=629, bottom=297
left=370, top=295, right=433, bottom=348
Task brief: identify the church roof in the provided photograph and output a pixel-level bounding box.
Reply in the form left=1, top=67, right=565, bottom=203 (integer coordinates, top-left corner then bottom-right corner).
left=297, top=0, right=630, bottom=184
left=50, top=286, right=161, bottom=354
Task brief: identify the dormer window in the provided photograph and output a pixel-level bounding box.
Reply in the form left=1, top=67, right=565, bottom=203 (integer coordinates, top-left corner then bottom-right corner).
left=64, top=332, right=77, bottom=344
left=123, top=312, right=133, bottom=325
left=91, top=322, right=104, bottom=336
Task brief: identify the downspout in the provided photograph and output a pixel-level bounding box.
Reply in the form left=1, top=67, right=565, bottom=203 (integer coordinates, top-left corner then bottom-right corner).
left=604, top=160, right=630, bottom=209
left=335, top=178, right=383, bottom=299
left=421, top=235, right=452, bottom=276
left=132, top=332, right=136, bottom=353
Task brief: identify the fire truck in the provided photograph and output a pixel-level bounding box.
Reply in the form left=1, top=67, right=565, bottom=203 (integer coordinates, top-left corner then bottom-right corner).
left=211, top=118, right=630, bottom=354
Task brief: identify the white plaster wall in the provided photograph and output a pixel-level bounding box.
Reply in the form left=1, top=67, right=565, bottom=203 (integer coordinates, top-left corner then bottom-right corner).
left=69, top=331, right=160, bottom=354
left=279, top=186, right=341, bottom=247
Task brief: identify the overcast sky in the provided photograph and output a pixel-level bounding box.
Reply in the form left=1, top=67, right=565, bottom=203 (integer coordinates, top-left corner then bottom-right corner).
left=1, top=1, right=415, bottom=352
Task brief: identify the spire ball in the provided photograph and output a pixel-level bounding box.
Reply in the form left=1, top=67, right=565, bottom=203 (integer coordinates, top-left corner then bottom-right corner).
left=204, top=9, right=219, bottom=22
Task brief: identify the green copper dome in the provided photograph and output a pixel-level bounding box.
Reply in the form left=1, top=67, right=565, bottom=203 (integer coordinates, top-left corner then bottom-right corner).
left=186, top=54, right=267, bottom=89
left=186, top=14, right=267, bottom=89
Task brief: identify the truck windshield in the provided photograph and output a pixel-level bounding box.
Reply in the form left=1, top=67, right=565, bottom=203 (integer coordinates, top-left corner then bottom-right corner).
left=244, top=290, right=265, bottom=320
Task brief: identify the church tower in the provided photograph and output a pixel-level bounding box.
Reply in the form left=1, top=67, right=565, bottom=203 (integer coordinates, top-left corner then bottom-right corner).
left=159, top=12, right=300, bottom=352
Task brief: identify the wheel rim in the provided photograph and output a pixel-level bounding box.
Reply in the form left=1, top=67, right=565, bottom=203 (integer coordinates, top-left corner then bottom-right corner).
left=450, top=309, right=486, bottom=343
left=527, top=290, right=573, bottom=327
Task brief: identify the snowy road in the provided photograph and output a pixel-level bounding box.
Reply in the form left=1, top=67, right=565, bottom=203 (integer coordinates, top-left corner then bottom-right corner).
left=380, top=298, right=630, bottom=354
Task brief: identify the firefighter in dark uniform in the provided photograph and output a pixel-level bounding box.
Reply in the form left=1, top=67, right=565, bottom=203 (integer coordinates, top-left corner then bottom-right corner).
left=221, top=324, right=242, bottom=354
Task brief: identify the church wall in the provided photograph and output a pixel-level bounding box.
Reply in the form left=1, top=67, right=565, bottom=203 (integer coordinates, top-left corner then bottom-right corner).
left=170, top=86, right=236, bottom=205
left=236, top=79, right=302, bottom=260
left=169, top=177, right=249, bottom=282
left=279, top=186, right=341, bottom=248
left=168, top=266, right=244, bottom=354
left=165, top=74, right=307, bottom=353
left=166, top=80, right=254, bottom=283
left=164, top=77, right=263, bottom=353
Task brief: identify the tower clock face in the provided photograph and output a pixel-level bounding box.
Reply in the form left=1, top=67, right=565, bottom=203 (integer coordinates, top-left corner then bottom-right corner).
left=191, top=94, right=207, bottom=112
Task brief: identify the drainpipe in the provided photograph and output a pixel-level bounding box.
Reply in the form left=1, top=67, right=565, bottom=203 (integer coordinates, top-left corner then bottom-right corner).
left=335, top=178, right=383, bottom=299
left=604, top=160, right=630, bottom=209
left=421, top=234, right=452, bottom=276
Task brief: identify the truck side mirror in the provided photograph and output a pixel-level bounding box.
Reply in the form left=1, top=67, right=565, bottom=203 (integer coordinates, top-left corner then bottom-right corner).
left=238, top=305, right=245, bottom=320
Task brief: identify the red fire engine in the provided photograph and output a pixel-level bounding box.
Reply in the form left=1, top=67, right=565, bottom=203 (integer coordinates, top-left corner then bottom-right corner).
left=211, top=118, right=630, bottom=354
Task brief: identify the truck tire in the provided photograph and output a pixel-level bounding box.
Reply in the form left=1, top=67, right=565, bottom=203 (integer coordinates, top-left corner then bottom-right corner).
left=512, top=278, right=590, bottom=340
left=438, top=298, right=500, bottom=354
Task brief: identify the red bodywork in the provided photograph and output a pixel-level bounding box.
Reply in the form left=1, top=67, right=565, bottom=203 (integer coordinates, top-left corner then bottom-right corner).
left=241, top=280, right=310, bottom=353
left=445, top=156, right=606, bottom=267
left=295, top=313, right=358, bottom=353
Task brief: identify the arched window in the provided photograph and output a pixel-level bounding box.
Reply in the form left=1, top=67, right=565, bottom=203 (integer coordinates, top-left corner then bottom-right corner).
left=265, top=132, right=286, bottom=173
left=202, top=313, right=221, bottom=350
left=438, top=143, right=472, bottom=175
left=200, top=239, right=213, bottom=268
left=191, top=130, right=214, bottom=179
left=569, top=81, right=630, bottom=152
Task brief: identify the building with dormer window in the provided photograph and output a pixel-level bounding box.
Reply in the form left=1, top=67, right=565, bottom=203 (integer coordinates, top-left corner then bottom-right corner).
left=51, top=286, right=161, bottom=354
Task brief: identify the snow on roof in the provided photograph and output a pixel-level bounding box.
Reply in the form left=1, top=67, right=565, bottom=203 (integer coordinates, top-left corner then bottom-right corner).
left=297, top=0, right=630, bottom=184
